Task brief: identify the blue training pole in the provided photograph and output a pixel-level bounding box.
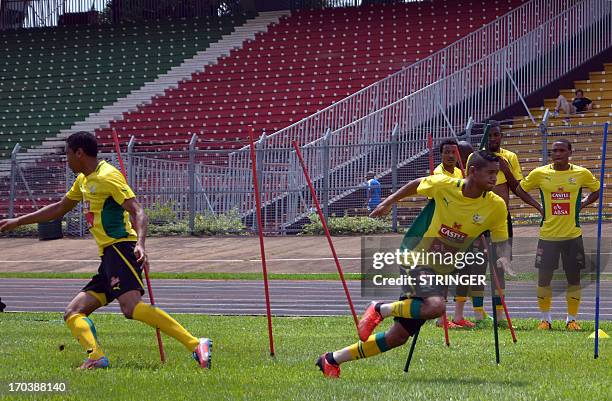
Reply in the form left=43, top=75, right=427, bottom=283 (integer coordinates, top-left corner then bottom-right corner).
left=595, top=122, right=608, bottom=359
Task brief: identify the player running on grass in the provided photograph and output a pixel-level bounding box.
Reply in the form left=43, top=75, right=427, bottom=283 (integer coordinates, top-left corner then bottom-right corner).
left=0, top=131, right=212, bottom=369
left=504, top=139, right=600, bottom=331
left=316, top=150, right=514, bottom=378
left=467, top=122, right=524, bottom=326
left=432, top=139, right=474, bottom=329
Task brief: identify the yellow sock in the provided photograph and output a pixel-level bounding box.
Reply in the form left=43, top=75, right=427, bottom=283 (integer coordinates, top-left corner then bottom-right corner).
left=65, top=313, right=104, bottom=359
left=454, top=296, right=468, bottom=303
left=132, top=302, right=199, bottom=352
left=389, top=298, right=422, bottom=318
left=566, top=285, right=581, bottom=317
left=347, top=333, right=389, bottom=361
left=537, top=286, right=552, bottom=312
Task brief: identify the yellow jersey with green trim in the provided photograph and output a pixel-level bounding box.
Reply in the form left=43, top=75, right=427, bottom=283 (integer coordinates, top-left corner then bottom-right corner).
left=433, top=163, right=463, bottom=178
left=467, top=147, right=523, bottom=185
left=66, top=161, right=138, bottom=255
left=402, top=175, right=508, bottom=273
left=519, top=163, right=600, bottom=240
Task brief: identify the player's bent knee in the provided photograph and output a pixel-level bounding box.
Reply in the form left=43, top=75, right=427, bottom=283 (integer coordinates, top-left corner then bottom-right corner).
left=120, top=303, right=136, bottom=319
left=63, top=308, right=76, bottom=321
left=385, top=331, right=410, bottom=348
left=63, top=304, right=89, bottom=321
left=421, top=297, right=446, bottom=319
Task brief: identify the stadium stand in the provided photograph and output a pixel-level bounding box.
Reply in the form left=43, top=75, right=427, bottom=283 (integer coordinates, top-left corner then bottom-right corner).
left=0, top=14, right=252, bottom=159
left=94, top=0, right=525, bottom=155
left=389, top=61, right=612, bottom=225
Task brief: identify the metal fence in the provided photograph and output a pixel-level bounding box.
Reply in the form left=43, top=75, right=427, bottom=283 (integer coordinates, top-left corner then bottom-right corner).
left=0, top=0, right=244, bottom=30
left=223, top=0, right=611, bottom=229
left=229, top=0, right=583, bottom=155
left=2, top=123, right=609, bottom=236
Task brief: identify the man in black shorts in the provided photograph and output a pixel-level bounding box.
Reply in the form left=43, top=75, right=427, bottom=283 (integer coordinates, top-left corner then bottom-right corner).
left=0, top=132, right=212, bottom=369
left=510, top=139, right=600, bottom=330
left=315, top=151, right=513, bottom=378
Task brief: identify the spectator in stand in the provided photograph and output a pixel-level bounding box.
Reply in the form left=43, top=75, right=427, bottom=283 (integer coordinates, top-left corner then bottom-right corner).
left=554, top=89, right=593, bottom=122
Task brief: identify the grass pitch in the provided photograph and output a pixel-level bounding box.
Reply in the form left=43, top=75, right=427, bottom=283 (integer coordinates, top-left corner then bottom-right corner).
left=0, top=313, right=609, bottom=401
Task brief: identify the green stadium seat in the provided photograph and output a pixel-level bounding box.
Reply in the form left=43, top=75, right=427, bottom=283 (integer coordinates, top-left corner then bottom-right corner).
left=0, top=15, right=248, bottom=157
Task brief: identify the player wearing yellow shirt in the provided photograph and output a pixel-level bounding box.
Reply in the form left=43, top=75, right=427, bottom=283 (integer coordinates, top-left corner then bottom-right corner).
left=468, top=122, right=524, bottom=325
left=510, top=139, right=600, bottom=331
left=316, top=151, right=513, bottom=378
left=433, top=139, right=463, bottom=179
left=433, top=139, right=474, bottom=329
left=0, top=132, right=212, bottom=369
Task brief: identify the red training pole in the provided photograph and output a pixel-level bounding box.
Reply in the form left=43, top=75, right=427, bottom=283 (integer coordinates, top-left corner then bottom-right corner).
left=291, top=141, right=359, bottom=330
left=428, top=134, right=450, bottom=346
left=248, top=127, right=275, bottom=357
left=112, top=129, right=166, bottom=362
left=452, top=146, right=517, bottom=343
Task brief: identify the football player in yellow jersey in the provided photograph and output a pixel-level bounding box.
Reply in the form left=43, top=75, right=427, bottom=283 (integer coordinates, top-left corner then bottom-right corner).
left=433, top=139, right=463, bottom=179
left=316, top=151, right=513, bottom=378
left=0, top=132, right=212, bottom=369
left=433, top=139, right=474, bottom=329
left=508, top=139, right=600, bottom=331
left=468, top=122, right=524, bottom=325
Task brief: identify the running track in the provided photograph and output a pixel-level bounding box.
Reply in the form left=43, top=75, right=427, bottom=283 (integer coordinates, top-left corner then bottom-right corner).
left=0, top=279, right=610, bottom=320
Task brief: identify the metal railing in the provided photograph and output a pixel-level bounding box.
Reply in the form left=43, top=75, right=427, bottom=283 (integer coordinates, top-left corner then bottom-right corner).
left=228, top=0, right=580, bottom=158
left=0, top=0, right=244, bottom=30
left=230, top=0, right=611, bottom=230
left=2, top=123, right=610, bottom=236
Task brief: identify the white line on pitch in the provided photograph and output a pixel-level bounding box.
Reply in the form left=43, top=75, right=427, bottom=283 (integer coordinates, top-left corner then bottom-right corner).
left=2, top=252, right=612, bottom=264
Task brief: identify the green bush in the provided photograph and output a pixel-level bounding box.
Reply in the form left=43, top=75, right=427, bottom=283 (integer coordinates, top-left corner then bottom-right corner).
left=145, top=202, right=178, bottom=225
left=147, top=208, right=246, bottom=236
left=192, top=209, right=246, bottom=236
left=11, top=223, right=39, bottom=235
left=300, top=213, right=393, bottom=236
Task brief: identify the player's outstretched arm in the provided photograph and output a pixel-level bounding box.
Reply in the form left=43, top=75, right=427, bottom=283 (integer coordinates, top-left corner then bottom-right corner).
left=0, top=196, right=79, bottom=232
left=580, top=190, right=599, bottom=210
left=369, top=178, right=423, bottom=217
left=121, top=198, right=149, bottom=264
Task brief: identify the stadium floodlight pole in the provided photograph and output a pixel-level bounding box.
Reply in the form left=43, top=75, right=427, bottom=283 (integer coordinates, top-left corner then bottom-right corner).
left=291, top=140, right=359, bottom=330
left=248, top=127, right=275, bottom=357
left=112, top=128, right=166, bottom=363
left=452, top=146, right=517, bottom=345
left=427, top=133, right=450, bottom=346
left=595, top=122, right=608, bottom=359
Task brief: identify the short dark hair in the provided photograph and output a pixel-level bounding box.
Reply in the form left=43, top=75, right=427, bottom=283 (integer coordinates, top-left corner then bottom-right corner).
left=439, top=138, right=458, bottom=154
left=467, top=150, right=499, bottom=171
left=553, top=138, right=572, bottom=151
left=66, top=131, right=98, bottom=157
left=487, top=120, right=502, bottom=134
left=575, top=89, right=584, bottom=96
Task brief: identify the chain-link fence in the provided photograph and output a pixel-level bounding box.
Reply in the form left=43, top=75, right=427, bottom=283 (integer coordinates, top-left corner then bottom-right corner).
left=0, top=122, right=609, bottom=237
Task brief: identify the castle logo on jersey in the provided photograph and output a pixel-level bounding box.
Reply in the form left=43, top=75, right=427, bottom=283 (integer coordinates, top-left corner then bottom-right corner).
left=551, top=189, right=570, bottom=200
left=438, top=224, right=468, bottom=243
